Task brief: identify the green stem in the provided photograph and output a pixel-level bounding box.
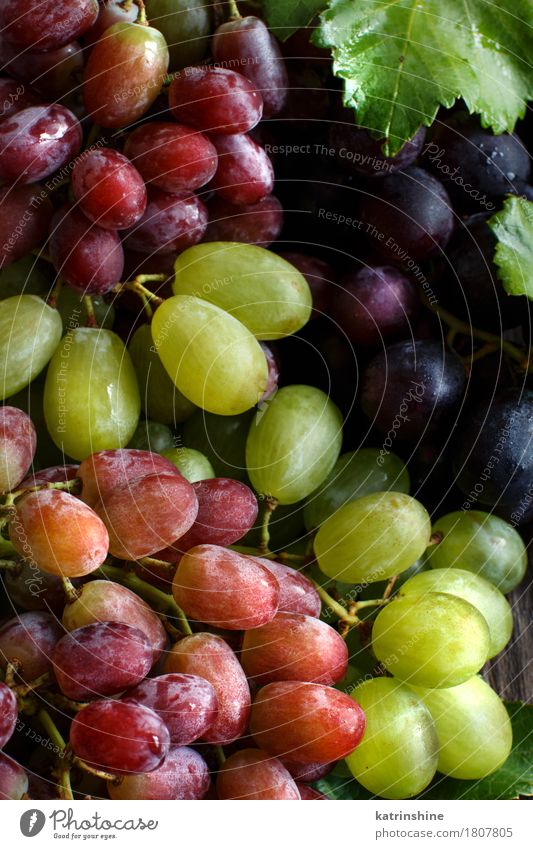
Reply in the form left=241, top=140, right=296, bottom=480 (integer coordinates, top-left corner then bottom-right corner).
left=37, top=709, right=73, bottom=801
left=47, top=276, right=63, bottom=308
left=214, top=745, right=226, bottom=765
left=44, top=692, right=90, bottom=713
left=0, top=558, right=20, bottom=570
left=259, top=497, right=278, bottom=554
left=12, top=672, right=50, bottom=697
left=74, top=759, right=117, bottom=782
left=227, top=0, right=241, bottom=19
left=83, top=295, right=98, bottom=328
left=6, top=478, right=81, bottom=503
left=62, top=576, right=80, bottom=604
left=354, top=598, right=391, bottom=611
left=135, top=0, right=147, bottom=24
left=309, top=579, right=360, bottom=626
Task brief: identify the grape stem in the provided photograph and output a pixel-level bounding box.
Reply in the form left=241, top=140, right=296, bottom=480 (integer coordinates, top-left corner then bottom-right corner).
left=12, top=672, right=50, bottom=697
left=309, top=579, right=391, bottom=626
left=4, top=478, right=81, bottom=503
left=426, top=531, right=443, bottom=548
left=382, top=575, right=398, bottom=600
left=62, top=576, right=81, bottom=604
left=0, top=558, right=20, bottom=570
left=259, top=496, right=278, bottom=554
left=83, top=295, right=99, bottom=328
left=43, top=692, right=89, bottom=713
left=113, top=275, right=166, bottom=317
left=47, top=276, right=63, bottom=308
left=37, top=709, right=73, bottom=801
left=74, top=758, right=118, bottom=783
left=214, top=745, right=226, bottom=765
left=135, top=0, right=147, bottom=25
left=227, top=0, right=241, bottom=20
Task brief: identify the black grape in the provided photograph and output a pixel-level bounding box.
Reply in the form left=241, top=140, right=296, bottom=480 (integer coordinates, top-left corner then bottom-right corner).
left=329, top=116, right=426, bottom=178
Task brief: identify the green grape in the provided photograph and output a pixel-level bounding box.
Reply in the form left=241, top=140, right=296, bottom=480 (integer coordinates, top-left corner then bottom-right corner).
left=128, top=420, right=175, bottom=453
left=146, top=0, right=211, bottom=71
left=314, top=492, right=430, bottom=584
left=304, top=448, right=410, bottom=530
left=246, top=385, right=343, bottom=504
left=128, top=324, right=196, bottom=426
left=346, top=678, right=439, bottom=799
left=152, top=295, right=268, bottom=416
left=426, top=510, right=527, bottom=593
left=0, top=295, right=63, bottom=400
left=161, top=446, right=214, bottom=482
left=401, top=567, right=512, bottom=659
left=44, top=328, right=140, bottom=461
left=183, top=409, right=253, bottom=481
left=410, top=676, right=513, bottom=779
left=0, top=256, right=52, bottom=300
left=372, top=592, right=490, bottom=688
left=56, top=288, right=115, bottom=331
left=173, top=243, right=312, bottom=340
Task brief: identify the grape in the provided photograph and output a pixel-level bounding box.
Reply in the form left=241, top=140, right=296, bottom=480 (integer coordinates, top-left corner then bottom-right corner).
left=49, top=203, right=124, bottom=295
left=128, top=325, right=197, bottom=426
left=169, top=66, right=263, bottom=134
left=0, top=611, right=63, bottom=680
left=124, top=188, right=207, bottom=255
left=145, top=0, right=210, bottom=70
left=172, top=243, right=311, bottom=340
left=109, top=745, right=210, bottom=799
left=278, top=253, right=335, bottom=319
left=83, top=0, right=138, bottom=45
left=253, top=558, right=321, bottom=617
left=70, top=700, right=170, bottom=775
left=242, top=612, right=348, bottom=685
left=171, top=477, right=258, bottom=551
left=56, top=287, right=115, bottom=331
left=314, top=492, right=430, bottom=584
left=0, top=297, right=62, bottom=401
left=164, top=633, right=250, bottom=744
left=0, top=186, right=53, bottom=269
left=182, top=410, right=253, bottom=481
left=71, top=148, right=147, bottom=231
left=173, top=544, right=279, bottom=629
left=361, top=340, right=466, bottom=442
left=78, top=448, right=177, bottom=507
left=209, top=133, right=274, bottom=206
left=0, top=406, right=36, bottom=494
left=21, top=464, right=78, bottom=489
left=212, top=16, right=288, bottom=118
left=372, top=592, right=490, bottom=687
left=298, top=784, right=327, bottom=799
left=360, top=167, right=454, bottom=260
left=124, top=122, right=217, bottom=194
left=0, top=78, right=37, bottom=120
left=217, top=749, right=301, bottom=800
left=204, top=195, right=283, bottom=246
left=52, top=622, right=153, bottom=700
left=329, top=119, right=426, bottom=178
left=83, top=22, right=169, bottom=127
left=161, top=447, right=214, bottom=483
left=10, top=489, right=109, bottom=578
left=251, top=682, right=366, bottom=764
left=304, top=448, right=410, bottom=531
left=410, top=676, right=513, bottom=779
left=151, top=295, right=268, bottom=415
left=426, top=510, right=527, bottom=593
left=123, top=673, right=218, bottom=745
left=0, top=0, right=98, bottom=51
left=62, top=580, right=167, bottom=662
left=0, top=255, right=52, bottom=302
left=128, top=420, right=174, bottom=453
left=346, top=678, right=438, bottom=799
left=3, top=561, right=67, bottom=613
left=44, top=327, right=140, bottom=460
left=246, top=385, right=343, bottom=504
left=0, top=754, right=28, bottom=800
left=401, top=568, right=513, bottom=658
left=0, top=682, right=17, bottom=748
left=2, top=41, right=84, bottom=101
left=93, top=472, right=198, bottom=560
left=281, top=760, right=333, bottom=783
left=0, top=105, right=82, bottom=185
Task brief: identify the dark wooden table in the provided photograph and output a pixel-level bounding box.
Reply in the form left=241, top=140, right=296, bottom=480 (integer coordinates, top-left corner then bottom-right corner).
left=486, top=573, right=533, bottom=703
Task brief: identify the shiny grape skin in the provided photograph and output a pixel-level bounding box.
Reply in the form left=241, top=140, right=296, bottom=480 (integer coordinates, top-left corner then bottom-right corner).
left=0, top=406, right=36, bottom=494
left=169, top=66, right=263, bottom=134
left=204, top=195, right=283, bottom=246
left=49, top=203, right=124, bottom=295
left=93, top=472, right=198, bottom=561
left=241, top=612, right=348, bottom=686
left=172, top=477, right=258, bottom=551
left=0, top=611, right=64, bottom=681
left=145, top=0, right=210, bottom=71
left=0, top=105, right=82, bottom=185
left=251, top=682, right=366, bottom=764
left=255, top=558, right=321, bottom=618
left=0, top=186, right=53, bottom=269
left=124, top=122, right=217, bottom=194
left=0, top=0, right=98, bottom=51
left=164, top=633, right=250, bottom=745
left=361, top=340, right=466, bottom=442
left=209, top=133, right=274, bottom=206
left=123, top=673, right=218, bottom=745
left=0, top=78, right=37, bottom=120
left=329, top=119, right=426, bottom=178
left=161, top=447, right=214, bottom=483
left=217, top=749, right=301, bottom=800
left=1, top=41, right=84, bottom=101
left=172, top=544, right=279, bottom=630
left=109, top=746, right=210, bottom=800
left=124, top=189, right=208, bottom=254
left=281, top=760, right=333, bottom=783
left=78, top=448, right=178, bottom=507
left=71, top=148, right=147, bottom=231
left=52, top=622, right=153, bottom=700
left=277, top=253, right=335, bottom=319
left=360, top=167, right=454, bottom=261
left=9, top=490, right=109, bottom=578
left=0, top=682, right=17, bottom=748
left=0, top=754, right=28, bottom=800
left=70, top=701, right=170, bottom=775
left=332, top=265, right=420, bottom=347
left=212, top=16, right=288, bottom=118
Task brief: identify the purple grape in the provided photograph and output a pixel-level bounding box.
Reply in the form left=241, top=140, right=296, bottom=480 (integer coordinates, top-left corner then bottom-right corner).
left=0, top=682, right=17, bottom=748
left=0, top=754, right=28, bottom=800
left=0, top=185, right=54, bottom=268
left=204, top=195, right=283, bottom=246
left=0, top=104, right=82, bottom=185
left=109, top=746, right=210, bottom=799
left=168, top=66, right=263, bottom=135
left=329, top=116, right=426, bottom=178
left=210, top=133, right=274, bottom=206
left=0, top=612, right=64, bottom=681
left=0, top=0, right=98, bottom=51
left=124, top=188, right=208, bottom=254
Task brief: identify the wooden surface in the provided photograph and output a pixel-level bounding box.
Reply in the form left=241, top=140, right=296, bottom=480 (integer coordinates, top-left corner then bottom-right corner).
left=486, top=574, right=533, bottom=704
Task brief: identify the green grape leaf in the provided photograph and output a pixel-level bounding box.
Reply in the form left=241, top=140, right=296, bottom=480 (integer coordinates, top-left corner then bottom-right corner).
left=488, top=196, right=533, bottom=299
left=262, top=0, right=327, bottom=39
left=315, top=702, right=533, bottom=800
left=314, top=0, right=533, bottom=155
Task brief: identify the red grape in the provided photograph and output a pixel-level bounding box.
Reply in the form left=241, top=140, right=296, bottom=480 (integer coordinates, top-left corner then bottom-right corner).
left=250, top=682, right=366, bottom=764
left=168, top=66, right=263, bottom=134
left=0, top=0, right=98, bottom=51
left=2, top=41, right=84, bottom=100
left=123, top=673, right=218, bottom=744
left=109, top=745, right=210, bottom=799
left=124, top=188, right=208, bottom=254
left=298, top=784, right=327, bottom=799
left=0, top=682, right=17, bottom=748
left=0, top=185, right=54, bottom=268
left=260, top=342, right=280, bottom=402
left=0, top=754, right=28, bottom=800
left=172, top=477, right=258, bottom=552
left=278, top=253, right=335, bottom=319
left=83, top=0, right=139, bottom=47
left=172, top=545, right=279, bottom=630
left=3, top=561, right=68, bottom=613
left=254, top=558, right=321, bottom=617
left=124, top=122, right=218, bottom=193
left=0, top=105, right=82, bottom=185
left=0, top=611, right=64, bottom=680
left=70, top=700, right=170, bottom=775
left=71, top=148, right=147, bottom=231
left=164, top=633, right=250, bottom=744
left=204, top=195, right=283, bottom=245
left=281, top=760, right=333, bottom=783
left=209, top=133, right=274, bottom=206
left=0, top=78, right=38, bottom=121
left=9, top=489, right=109, bottom=578
left=20, top=464, right=78, bottom=488
left=217, top=749, right=301, bottom=800
left=0, top=406, right=36, bottom=494
left=78, top=448, right=178, bottom=507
